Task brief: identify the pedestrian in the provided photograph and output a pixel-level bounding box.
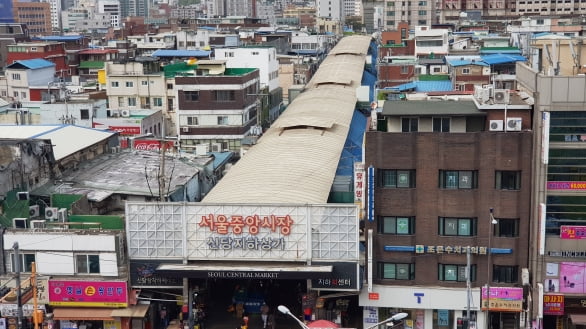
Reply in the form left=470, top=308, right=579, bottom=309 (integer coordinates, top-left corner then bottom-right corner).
left=160, top=306, right=169, bottom=329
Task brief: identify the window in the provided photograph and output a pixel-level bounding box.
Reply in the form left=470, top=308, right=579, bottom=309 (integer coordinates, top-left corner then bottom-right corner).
left=76, top=254, right=100, bottom=274
left=401, top=118, right=418, bottom=132
left=217, top=116, right=229, bottom=125
left=12, top=73, right=21, bottom=80
left=494, top=218, right=519, bottom=237
left=10, top=253, right=35, bottom=272
left=21, top=92, right=26, bottom=99
left=439, top=217, right=476, bottom=236
left=125, top=81, right=133, bottom=87
left=153, top=97, right=163, bottom=106
left=214, top=90, right=235, bottom=102
left=378, top=263, right=415, bottom=280
left=111, top=81, right=119, bottom=87
left=184, top=91, right=199, bottom=101
left=80, top=109, right=89, bottom=120
left=128, top=97, right=136, bottom=106
left=439, top=264, right=476, bottom=281
left=401, top=66, right=409, bottom=74
left=141, top=80, right=148, bottom=86
left=495, top=171, right=521, bottom=190
left=380, top=169, right=416, bottom=188
left=418, top=10, right=426, bottom=15
left=379, top=216, right=415, bottom=234
left=462, top=68, right=470, bottom=74
left=167, top=83, right=174, bottom=90
left=439, top=170, right=478, bottom=189
left=187, top=116, right=198, bottom=125
left=118, top=97, right=124, bottom=107
left=433, top=117, right=450, bottom=132
left=493, top=265, right=518, bottom=283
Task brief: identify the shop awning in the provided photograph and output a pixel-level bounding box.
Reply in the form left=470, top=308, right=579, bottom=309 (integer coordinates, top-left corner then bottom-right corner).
left=111, top=304, right=150, bottom=318
left=570, top=314, right=586, bottom=325
left=157, top=262, right=333, bottom=279
left=53, top=308, right=115, bottom=321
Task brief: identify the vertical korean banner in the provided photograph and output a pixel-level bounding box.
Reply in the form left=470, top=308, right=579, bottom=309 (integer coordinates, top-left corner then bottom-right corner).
left=367, top=165, right=375, bottom=222
left=354, top=162, right=365, bottom=220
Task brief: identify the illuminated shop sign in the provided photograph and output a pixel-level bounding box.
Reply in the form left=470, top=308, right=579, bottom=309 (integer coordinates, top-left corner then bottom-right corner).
left=543, top=294, right=564, bottom=315
left=547, top=181, right=586, bottom=190
left=48, top=280, right=128, bottom=307
left=311, top=262, right=360, bottom=291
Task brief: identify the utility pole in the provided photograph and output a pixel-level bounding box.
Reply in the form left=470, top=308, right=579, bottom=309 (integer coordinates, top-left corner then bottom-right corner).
left=13, top=242, right=23, bottom=329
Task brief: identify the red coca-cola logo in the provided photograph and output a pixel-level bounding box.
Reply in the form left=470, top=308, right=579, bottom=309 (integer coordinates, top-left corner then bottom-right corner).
left=133, top=140, right=173, bottom=151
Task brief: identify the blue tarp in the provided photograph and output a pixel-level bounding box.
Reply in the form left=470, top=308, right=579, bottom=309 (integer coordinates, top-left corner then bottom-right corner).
left=336, top=110, right=367, bottom=176
left=385, top=80, right=453, bottom=93
left=481, top=54, right=527, bottom=65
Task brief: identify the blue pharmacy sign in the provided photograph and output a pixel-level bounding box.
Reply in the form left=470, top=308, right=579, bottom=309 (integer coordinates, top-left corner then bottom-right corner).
left=367, top=165, right=374, bottom=222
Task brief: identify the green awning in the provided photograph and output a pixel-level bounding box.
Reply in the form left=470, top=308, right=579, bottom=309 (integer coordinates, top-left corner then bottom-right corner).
left=78, top=61, right=105, bottom=69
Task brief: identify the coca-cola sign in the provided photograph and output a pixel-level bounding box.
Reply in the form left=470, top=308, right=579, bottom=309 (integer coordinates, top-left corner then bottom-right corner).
left=134, top=140, right=174, bottom=151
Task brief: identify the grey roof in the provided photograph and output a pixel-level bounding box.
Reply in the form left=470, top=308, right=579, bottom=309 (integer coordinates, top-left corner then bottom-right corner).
left=203, top=35, right=372, bottom=204
left=0, top=124, right=115, bottom=160
left=32, top=150, right=202, bottom=201
left=382, top=100, right=484, bottom=116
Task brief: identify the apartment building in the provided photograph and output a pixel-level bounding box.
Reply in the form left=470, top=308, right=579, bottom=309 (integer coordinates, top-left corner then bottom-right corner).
left=516, top=36, right=586, bottom=329
left=360, top=94, right=533, bottom=329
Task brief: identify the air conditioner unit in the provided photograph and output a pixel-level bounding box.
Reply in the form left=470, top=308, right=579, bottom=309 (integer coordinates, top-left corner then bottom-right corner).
left=506, top=117, right=522, bottom=131
left=57, top=208, right=68, bottom=222
left=494, top=89, right=510, bottom=104
left=12, top=218, right=28, bottom=229
left=17, top=191, right=29, bottom=200
left=522, top=268, right=530, bottom=285
left=211, top=143, right=221, bottom=152
left=45, top=207, right=59, bottom=221
left=30, top=220, right=46, bottom=229
left=489, top=120, right=504, bottom=131
left=29, top=205, right=40, bottom=218
left=120, top=109, right=131, bottom=117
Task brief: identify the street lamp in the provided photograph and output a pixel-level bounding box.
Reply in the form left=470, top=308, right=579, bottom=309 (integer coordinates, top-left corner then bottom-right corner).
left=485, top=208, right=498, bottom=329
left=277, top=305, right=310, bottom=329
left=365, top=313, right=409, bottom=329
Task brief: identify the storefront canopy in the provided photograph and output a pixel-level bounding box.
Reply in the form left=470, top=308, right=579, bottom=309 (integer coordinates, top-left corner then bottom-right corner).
left=156, top=262, right=333, bottom=279
left=111, top=304, right=150, bottom=318
left=570, top=314, right=586, bottom=326
left=53, top=308, right=114, bottom=321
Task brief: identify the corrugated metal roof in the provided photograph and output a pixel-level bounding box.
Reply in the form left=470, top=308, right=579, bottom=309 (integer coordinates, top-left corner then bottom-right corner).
left=0, top=125, right=115, bottom=160
left=203, top=35, right=372, bottom=204
left=7, top=58, right=55, bottom=70
left=386, top=80, right=453, bottom=93
left=152, top=49, right=211, bottom=58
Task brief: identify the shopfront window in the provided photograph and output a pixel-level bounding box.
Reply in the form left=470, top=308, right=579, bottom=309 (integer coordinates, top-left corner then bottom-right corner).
left=432, top=309, right=453, bottom=329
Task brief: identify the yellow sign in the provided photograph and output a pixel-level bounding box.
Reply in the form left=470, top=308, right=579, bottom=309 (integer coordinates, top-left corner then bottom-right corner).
left=104, top=320, right=121, bottom=329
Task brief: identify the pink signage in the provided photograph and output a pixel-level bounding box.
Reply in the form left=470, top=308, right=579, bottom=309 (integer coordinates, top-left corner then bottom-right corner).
left=48, top=280, right=128, bottom=307
left=559, top=262, right=586, bottom=294
left=481, top=287, right=523, bottom=312
left=560, top=226, right=586, bottom=239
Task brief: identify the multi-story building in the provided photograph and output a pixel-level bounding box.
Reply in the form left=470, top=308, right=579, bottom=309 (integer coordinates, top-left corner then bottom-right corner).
left=126, top=33, right=176, bottom=57
left=98, top=0, right=121, bottom=28
left=3, top=59, right=56, bottom=103
left=214, top=47, right=282, bottom=128
left=6, top=42, right=69, bottom=78
left=175, top=60, right=260, bottom=154
left=516, top=36, right=586, bottom=329
left=360, top=94, right=533, bottom=329
left=414, top=25, right=450, bottom=58
left=382, top=0, right=436, bottom=31
left=316, top=0, right=343, bottom=22
left=12, top=1, right=52, bottom=36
